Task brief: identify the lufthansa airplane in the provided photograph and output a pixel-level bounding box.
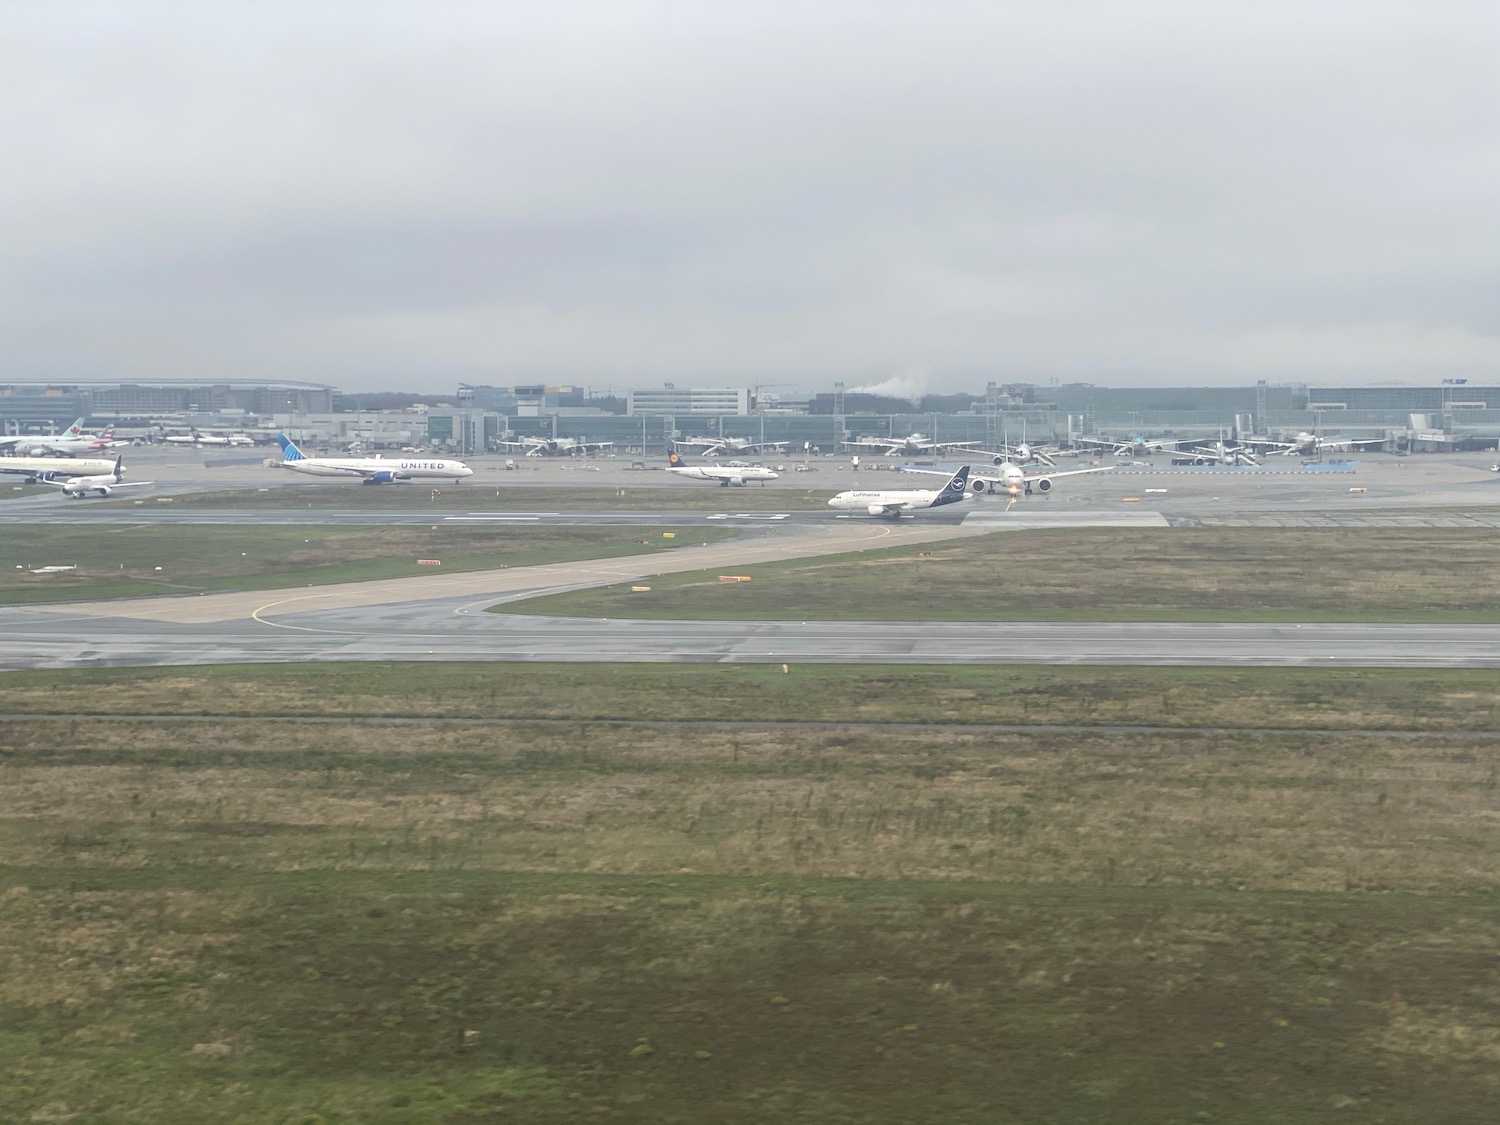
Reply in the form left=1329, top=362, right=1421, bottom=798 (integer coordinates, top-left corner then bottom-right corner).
left=827, top=465, right=971, bottom=517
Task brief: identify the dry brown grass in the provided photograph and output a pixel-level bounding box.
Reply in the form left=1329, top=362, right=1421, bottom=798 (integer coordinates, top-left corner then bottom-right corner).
left=8, top=664, right=1500, bottom=732
left=4, top=719, right=1498, bottom=894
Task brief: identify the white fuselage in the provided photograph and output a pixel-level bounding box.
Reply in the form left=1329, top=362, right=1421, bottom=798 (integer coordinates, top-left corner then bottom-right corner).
left=277, top=455, right=473, bottom=481
left=0, top=456, right=117, bottom=479
left=827, top=487, right=966, bottom=514
left=6, top=435, right=112, bottom=457
left=665, top=463, right=779, bottom=485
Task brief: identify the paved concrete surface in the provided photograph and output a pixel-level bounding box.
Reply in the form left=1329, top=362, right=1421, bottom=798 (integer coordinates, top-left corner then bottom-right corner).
left=7, top=447, right=1500, bottom=670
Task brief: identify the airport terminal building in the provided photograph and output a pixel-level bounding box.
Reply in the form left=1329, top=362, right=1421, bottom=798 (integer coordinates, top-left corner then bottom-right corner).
left=5, top=379, right=1498, bottom=453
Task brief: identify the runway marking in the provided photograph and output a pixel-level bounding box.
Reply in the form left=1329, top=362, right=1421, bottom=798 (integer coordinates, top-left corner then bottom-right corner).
left=443, top=515, right=543, bottom=521
left=706, top=513, right=790, bottom=520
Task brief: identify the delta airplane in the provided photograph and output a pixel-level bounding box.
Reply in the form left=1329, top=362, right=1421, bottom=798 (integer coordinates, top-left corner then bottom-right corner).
left=0, top=455, right=119, bottom=482
left=664, top=450, right=778, bottom=486
left=38, top=457, right=153, bottom=499
left=274, top=434, right=473, bottom=483
left=828, top=465, right=971, bottom=517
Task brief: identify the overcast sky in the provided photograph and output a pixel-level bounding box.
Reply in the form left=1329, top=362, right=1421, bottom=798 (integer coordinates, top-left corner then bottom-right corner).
left=2, top=1, right=1496, bottom=395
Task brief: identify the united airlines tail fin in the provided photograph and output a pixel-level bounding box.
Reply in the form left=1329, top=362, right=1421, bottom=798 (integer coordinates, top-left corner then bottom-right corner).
left=932, top=465, right=971, bottom=507
left=275, top=433, right=306, bottom=462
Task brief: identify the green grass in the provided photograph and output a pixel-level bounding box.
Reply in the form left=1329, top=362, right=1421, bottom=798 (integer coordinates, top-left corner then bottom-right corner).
left=505, top=526, right=1500, bottom=622
left=0, top=481, right=49, bottom=501
left=108, top=482, right=832, bottom=509
left=7, top=661, right=1500, bottom=730
left=1, top=525, right=738, bottom=603
left=2, top=702, right=1498, bottom=1123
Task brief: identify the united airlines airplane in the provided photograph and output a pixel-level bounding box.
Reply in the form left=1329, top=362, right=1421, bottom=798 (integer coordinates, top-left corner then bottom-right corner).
left=274, top=434, right=473, bottom=484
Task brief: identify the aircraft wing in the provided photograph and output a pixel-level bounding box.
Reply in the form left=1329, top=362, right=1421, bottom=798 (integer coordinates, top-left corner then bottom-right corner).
left=1024, top=465, right=1115, bottom=481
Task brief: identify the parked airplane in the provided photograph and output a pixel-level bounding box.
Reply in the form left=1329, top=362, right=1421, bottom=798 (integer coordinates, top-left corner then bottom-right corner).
left=842, top=433, right=985, bottom=458
left=664, top=450, right=779, bottom=486
left=1072, top=433, right=1184, bottom=458
left=828, top=465, right=972, bottom=517
left=674, top=436, right=789, bottom=457
left=1259, top=431, right=1385, bottom=457
left=274, top=434, right=474, bottom=483
left=38, top=457, right=153, bottom=499
left=165, top=430, right=255, bottom=447
left=0, top=419, right=119, bottom=457
left=973, top=441, right=1057, bottom=467
left=0, top=455, right=119, bottom=482
left=0, top=418, right=86, bottom=453
left=497, top=436, right=613, bottom=456
left=1169, top=439, right=1260, bottom=466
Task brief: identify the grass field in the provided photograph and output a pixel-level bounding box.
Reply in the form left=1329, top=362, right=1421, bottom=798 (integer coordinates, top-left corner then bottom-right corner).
left=8, top=660, right=1500, bottom=731
left=0, top=481, right=49, bottom=501
left=1, top=525, right=737, bottom=604
left=1, top=670, right=1498, bottom=1123
left=108, top=482, right=833, bottom=510
left=506, top=526, right=1500, bottom=622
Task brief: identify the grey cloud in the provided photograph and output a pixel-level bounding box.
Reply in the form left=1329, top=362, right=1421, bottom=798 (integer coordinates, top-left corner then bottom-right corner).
left=1, top=1, right=1496, bottom=390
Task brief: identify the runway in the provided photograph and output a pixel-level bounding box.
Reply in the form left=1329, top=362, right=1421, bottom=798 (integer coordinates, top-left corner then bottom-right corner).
left=8, top=448, right=1500, bottom=671
left=6, top=596, right=1500, bottom=669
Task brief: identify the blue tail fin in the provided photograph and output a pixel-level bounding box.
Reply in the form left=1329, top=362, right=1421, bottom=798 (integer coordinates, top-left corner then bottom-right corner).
left=667, top=450, right=688, bottom=468
left=931, top=465, right=971, bottom=507
left=275, top=433, right=305, bottom=462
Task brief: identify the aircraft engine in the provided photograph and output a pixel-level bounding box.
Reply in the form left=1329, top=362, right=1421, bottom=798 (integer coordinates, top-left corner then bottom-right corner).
left=991, top=454, right=1007, bottom=466
left=363, top=470, right=399, bottom=484
left=729, top=475, right=744, bottom=486
left=971, top=478, right=989, bottom=493
left=1034, top=476, right=1053, bottom=492
left=867, top=504, right=887, bottom=516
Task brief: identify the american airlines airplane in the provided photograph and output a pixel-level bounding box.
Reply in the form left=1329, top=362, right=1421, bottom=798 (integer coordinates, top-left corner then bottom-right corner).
left=664, top=450, right=779, bottom=486
left=827, top=465, right=971, bottom=517
left=274, top=434, right=474, bottom=483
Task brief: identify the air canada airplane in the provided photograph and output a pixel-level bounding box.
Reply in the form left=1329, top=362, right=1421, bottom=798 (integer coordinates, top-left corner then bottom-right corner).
left=274, top=434, right=473, bottom=483
left=38, top=457, right=153, bottom=499
left=664, top=450, right=778, bottom=486
left=828, top=465, right=971, bottom=517
left=0, top=419, right=119, bottom=457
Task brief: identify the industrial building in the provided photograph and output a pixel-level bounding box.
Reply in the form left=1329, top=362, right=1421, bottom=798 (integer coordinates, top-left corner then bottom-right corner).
left=6, top=378, right=1498, bottom=454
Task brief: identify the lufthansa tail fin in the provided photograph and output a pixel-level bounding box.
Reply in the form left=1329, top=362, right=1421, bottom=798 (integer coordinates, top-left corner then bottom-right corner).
left=275, top=433, right=306, bottom=462
left=667, top=450, right=688, bottom=468
left=931, top=465, right=971, bottom=507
